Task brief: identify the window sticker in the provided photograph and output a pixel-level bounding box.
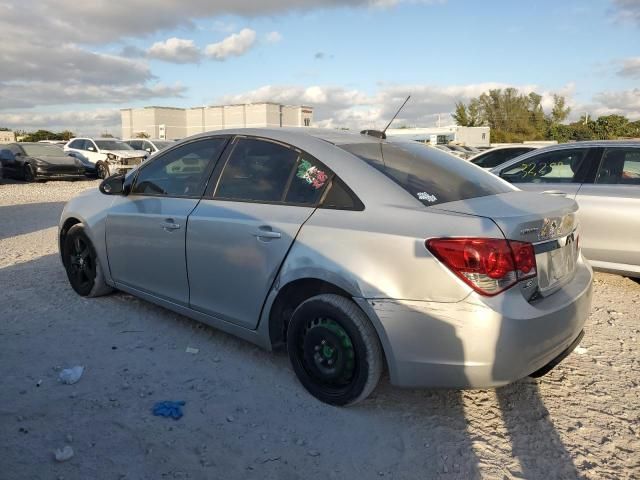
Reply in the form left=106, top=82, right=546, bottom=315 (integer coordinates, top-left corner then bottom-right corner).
left=296, top=159, right=328, bottom=189
left=417, top=192, right=438, bottom=202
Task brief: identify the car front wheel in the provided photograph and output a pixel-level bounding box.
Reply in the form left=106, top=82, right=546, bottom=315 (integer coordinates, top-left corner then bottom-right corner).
left=286, top=294, right=383, bottom=406
left=23, top=164, right=36, bottom=182
left=62, top=225, right=113, bottom=297
left=96, top=162, right=109, bottom=179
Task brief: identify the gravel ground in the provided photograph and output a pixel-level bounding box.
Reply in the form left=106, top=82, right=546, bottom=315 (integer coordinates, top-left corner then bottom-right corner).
left=1, top=179, right=639, bottom=480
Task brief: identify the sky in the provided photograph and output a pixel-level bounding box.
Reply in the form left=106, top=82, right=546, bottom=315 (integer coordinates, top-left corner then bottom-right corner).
left=0, top=0, right=639, bottom=136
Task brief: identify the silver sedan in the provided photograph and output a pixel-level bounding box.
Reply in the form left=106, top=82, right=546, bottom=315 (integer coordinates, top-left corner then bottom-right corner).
left=491, top=141, right=640, bottom=279
left=59, top=129, right=592, bottom=405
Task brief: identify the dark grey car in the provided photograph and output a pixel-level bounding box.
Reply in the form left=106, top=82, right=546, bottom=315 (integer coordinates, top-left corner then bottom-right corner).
left=0, top=142, right=86, bottom=181
left=491, top=141, right=640, bottom=278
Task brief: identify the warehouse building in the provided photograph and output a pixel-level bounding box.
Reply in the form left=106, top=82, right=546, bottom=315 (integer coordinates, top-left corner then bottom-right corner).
left=0, top=130, right=16, bottom=143
left=121, top=103, right=313, bottom=140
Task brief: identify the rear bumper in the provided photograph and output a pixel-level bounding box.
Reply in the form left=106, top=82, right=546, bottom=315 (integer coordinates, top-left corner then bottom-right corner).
left=356, top=257, right=593, bottom=388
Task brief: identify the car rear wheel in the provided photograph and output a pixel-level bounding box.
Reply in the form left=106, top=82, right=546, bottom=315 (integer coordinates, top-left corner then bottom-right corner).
left=96, top=162, right=109, bottom=179
left=23, top=164, right=36, bottom=182
left=62, top=225, right=113, bottom=297
left=286, top=294, right=383, bottom=406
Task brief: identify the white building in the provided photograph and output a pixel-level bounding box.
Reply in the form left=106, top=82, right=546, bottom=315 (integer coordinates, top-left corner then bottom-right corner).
left=0, top=130, right=16, bottom=143
left=385, top=126, right=490, bottom=147
left=121, top=103, right=313, bottom=140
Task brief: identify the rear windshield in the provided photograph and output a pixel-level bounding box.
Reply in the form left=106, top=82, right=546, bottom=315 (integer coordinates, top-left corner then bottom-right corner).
left=340, top=141, right=515, bottom=206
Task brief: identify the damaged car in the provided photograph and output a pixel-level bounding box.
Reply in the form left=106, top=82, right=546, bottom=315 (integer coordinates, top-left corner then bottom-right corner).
left=59, top=129, right=593, bottom=406
left=64, top=137, right=147, bottom=179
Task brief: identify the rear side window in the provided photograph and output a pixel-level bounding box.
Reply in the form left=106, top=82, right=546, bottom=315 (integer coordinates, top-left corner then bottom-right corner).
left=500, top=148, right=588, bottom=184
left=340, top=141, right=514, bottom=207
left=596, top=148, right=640, bottom=185
left=472, top=148, right=532, bottom=168
left=68, top=139, right=84, bottom=149
left=214, top=138, right=299, bottom=202
left=284, top=155, right=331, bottom=205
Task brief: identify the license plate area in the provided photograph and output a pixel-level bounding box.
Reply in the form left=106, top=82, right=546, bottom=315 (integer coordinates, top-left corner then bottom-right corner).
left=534, top=230, right=579, bottom=295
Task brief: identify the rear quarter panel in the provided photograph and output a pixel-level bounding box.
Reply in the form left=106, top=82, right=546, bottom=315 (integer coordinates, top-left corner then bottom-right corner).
left=277, top=205, right=504, bottom=303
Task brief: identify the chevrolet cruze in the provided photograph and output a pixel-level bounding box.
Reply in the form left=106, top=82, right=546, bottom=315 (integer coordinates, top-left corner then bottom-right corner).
left=59, top=129, right=593, bottom=405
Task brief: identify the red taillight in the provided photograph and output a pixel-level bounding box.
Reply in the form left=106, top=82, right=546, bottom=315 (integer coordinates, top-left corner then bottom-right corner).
left=426, top=238, right=537, bottom=296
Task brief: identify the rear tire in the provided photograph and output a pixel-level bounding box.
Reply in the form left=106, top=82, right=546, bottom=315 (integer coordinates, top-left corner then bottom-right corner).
left=62, top=225, right=113, bottom=297
left=286, top=294, right=383, bottom=406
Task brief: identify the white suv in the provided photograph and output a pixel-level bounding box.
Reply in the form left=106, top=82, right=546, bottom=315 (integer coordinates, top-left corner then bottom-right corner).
left=64, top=138, right=147, bottom=178
left=124, top=139, right=175, bottom=155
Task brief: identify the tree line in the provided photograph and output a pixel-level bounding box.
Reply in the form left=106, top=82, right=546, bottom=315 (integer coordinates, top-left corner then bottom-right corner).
left=453, top=88, right=640, bottom=143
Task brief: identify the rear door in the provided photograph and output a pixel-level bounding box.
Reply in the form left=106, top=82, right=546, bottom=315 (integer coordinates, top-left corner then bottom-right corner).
left=106, top=138, right=228, bottom=304
left=575, top=146, right=640, bottom=269
left=187, top=136, right=333, bottom=329
left=496, top=147, right=596, bottom=198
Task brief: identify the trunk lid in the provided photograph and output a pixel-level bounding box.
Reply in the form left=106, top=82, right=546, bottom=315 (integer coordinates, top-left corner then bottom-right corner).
left=433, top=191, right=580, bottom=297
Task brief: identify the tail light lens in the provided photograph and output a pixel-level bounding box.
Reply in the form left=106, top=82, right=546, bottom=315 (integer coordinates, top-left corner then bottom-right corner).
left=426, top=238, right=537, bottom=296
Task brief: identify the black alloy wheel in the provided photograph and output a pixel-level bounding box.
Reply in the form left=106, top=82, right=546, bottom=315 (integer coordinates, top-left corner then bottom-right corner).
left=63, top=228, right=98, bottom=296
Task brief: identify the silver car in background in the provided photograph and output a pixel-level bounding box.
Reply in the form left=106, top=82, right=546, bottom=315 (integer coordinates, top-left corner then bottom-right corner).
left=59, top=129, right=592, bottom=405
left=491, top=141, right=640, bottom=278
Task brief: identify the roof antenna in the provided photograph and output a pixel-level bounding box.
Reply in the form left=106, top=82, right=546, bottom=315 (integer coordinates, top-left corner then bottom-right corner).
left=361, top=95, right=411, bottom=140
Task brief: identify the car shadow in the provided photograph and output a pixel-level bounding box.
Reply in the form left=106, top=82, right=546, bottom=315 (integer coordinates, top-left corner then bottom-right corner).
left=0, top=202, right=66, bottom=240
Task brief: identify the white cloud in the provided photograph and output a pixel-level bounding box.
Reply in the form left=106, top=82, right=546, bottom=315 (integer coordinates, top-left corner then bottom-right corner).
left=617, top=57, right=640, bottom=78
left=205, top=29, right=257, bottom=60
left=265, top=31, right=283, bottom=43
left=611, top=0, right=640, bottom=25
left=147, top=37, right=201, bottom=63
left=217, top=82, right=612, bottom=130
left=0, top=109, right=121, bottom=136
left=590, top=88, right=640, bottom=119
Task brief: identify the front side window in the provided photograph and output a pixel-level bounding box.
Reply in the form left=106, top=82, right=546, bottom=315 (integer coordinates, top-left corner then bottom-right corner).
left=214, top=138, right=299, bottom=202
left=128, top=140, right=143, bottom=150
left=131, top=138, right=227, bottom=197
left=500, top=148, right=588, bottom=184
left=596, top=148, right=640, bottom=185
left=472, top=148, right=531, bottom=168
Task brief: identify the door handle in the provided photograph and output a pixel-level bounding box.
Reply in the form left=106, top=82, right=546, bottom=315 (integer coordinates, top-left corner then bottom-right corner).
left=541, top=190, right=567, bottom=197
left=161, top=219, right=181, bottom=231
left=253, top=226, right=281, bottom=240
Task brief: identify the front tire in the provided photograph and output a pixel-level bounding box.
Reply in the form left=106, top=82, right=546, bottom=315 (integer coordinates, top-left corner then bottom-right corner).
left=286, top=294, right=383, bottom=406
left=96, top=162, right=109, bottom=179
left=23, top=164, right=36, bottom=182
left=62, top=225, right=113, bottom=297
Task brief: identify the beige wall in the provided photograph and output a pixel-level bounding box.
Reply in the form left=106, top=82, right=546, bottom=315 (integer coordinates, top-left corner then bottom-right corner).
left=0, top=131, right=16, bottom=143
left=122, top=104, right=313, bottom=139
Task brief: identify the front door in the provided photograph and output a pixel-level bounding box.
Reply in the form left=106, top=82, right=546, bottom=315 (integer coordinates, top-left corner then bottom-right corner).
left=498, top=147, right=595, bottom=198
left=187, top=137, right=332, bottom=329
left=105, top=138, right=228, bottom=305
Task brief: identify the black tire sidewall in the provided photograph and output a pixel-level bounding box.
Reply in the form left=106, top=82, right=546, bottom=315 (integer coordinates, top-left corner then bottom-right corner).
left=63, top=226, right=98, bottom=296
left=286, top=297, right=373, bottom=406
left=24, top=164, right=35, bottom=182
left=97, top=162, right=109, bottom=179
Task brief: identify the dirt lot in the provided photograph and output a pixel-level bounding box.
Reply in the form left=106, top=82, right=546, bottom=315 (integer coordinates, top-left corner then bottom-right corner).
left=1, top=179, right=639, bottom=480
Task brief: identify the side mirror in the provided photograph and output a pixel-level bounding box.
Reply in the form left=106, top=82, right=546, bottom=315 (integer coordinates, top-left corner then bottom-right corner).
left=145, top=147, right=153, bottom=153
left=99, top=173, right=126, bottom=195
left=87, top=146, right=96, bottom=152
